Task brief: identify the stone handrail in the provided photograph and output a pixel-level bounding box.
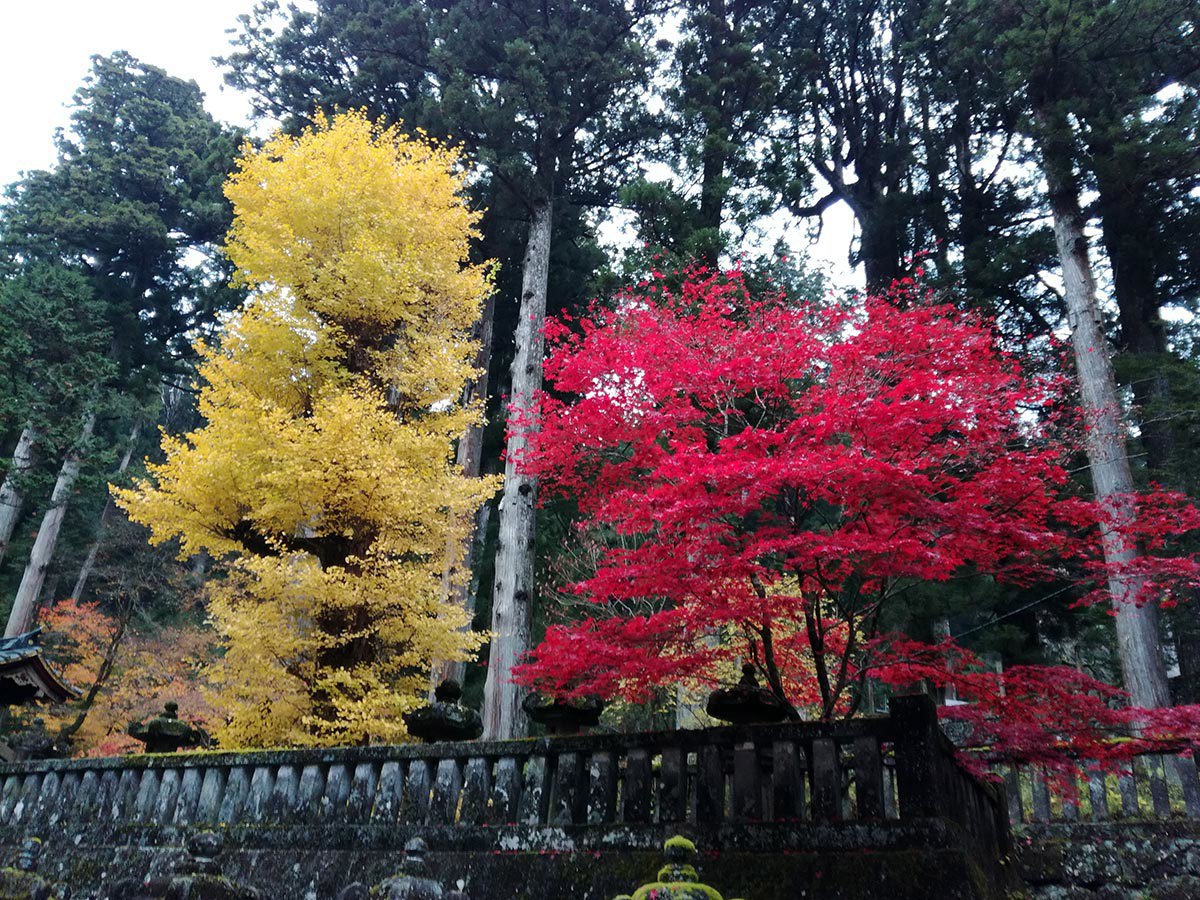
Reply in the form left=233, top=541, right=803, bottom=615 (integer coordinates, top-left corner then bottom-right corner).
left=1000, top=750, right=1200, bottom=824
left=0, top=696, right=1006, bottom=858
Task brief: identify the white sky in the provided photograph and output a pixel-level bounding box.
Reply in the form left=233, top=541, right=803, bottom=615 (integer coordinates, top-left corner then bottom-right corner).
left=0, top=0, right=256, bottom=186
left=0, top=0, right=859, bottom=285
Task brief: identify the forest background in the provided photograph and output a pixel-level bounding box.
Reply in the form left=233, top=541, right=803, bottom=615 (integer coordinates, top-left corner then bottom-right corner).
left=1, top=0, right=1199, bottom=755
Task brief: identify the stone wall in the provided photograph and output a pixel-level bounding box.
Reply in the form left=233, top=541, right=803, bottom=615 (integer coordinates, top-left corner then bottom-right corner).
left=1016, top=823, right=1200, bottom=900
left=1, top=820, right=1002, bottom=899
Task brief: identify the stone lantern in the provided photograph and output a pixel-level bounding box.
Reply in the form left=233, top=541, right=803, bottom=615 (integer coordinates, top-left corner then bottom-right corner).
left=521, top=693, right=605, bottom=735
left=0, top=836, right=71, bottom=899
left=105, top=831, right=259, bottom=899
left=403, top=680, right=483, bottom=743
left=704, top=664, right=789, bottom=724
left=615, top=836, right=745, bottom=900
left=337, top=838, right=471, bottom=900
left=126, top=701, right=205, bottom=754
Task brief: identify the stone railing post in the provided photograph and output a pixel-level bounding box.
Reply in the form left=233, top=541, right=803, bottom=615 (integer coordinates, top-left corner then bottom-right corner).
left=890, top=693, right=944, bottom=820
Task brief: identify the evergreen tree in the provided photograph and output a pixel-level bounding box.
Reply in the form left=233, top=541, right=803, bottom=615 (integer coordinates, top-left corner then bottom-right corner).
left=0, top=52, right=241, bottom=631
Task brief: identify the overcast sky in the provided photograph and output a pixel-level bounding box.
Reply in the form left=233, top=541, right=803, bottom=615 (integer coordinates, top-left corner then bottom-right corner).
left=0, top=0, right=858, bottom=284
left=0, top=0, right=256, bottom=187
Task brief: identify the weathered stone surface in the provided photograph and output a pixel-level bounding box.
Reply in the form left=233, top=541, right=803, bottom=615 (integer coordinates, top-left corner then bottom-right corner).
left=1, top=820, right=1009, bottom=900
left=0, top=719, right=1022, bottom=899
left=1144, top=876, right=1200, bottom=900
left=1017, top=823, right=1200, bottom=900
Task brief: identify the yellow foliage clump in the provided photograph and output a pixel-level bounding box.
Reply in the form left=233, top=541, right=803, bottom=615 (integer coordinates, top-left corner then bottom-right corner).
left=116, top=111, right=499, bottom=747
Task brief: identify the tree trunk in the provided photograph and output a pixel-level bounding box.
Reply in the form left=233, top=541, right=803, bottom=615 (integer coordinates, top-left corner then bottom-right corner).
left=859, top=205, right=902, bottom=295
left=0, top=424, right=37, bottom=569
left=432, top=290, right=497, bottom=690
left=481, top=195, right=554, bottom=739
left=4, top=411, right=96, bottom=638
left=71, top=422, right=140, bottom=602
left=1090, top=145, right=1200, bottom=703
left=1035, top=106, right=1170, bottom=709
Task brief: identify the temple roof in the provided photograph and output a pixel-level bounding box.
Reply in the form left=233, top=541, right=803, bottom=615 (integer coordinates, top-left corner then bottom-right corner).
left=0, top=628, right=78, bottom=706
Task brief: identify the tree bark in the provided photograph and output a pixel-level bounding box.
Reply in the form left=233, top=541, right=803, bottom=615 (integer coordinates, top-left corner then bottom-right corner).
left=693, top=0, right=732, bottom=270
left=1035, top=106, right=1171, bottom=709
left=432, top=289, right=497, bottom=690
left=482, top=195, right=554, bottom=739
left=4, top=411, right=96, bottom=638
left=71, top=422, right=140, bottom=602
left=0, top=424, right=37, bottom=570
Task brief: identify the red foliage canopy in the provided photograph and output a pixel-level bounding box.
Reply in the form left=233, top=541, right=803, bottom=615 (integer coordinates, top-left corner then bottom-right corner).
left=513, top=271, right=1200, bottom=766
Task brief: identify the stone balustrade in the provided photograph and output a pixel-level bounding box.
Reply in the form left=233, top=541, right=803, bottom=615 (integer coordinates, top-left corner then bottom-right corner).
left=0, top=696, right=1015, bottom=899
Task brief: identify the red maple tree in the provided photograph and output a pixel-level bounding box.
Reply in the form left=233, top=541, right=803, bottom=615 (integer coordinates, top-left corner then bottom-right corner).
left=513, top=270, right=1200, bottom=767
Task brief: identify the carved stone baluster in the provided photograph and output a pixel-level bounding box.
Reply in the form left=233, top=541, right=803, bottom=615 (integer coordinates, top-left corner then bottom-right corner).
left=517, top=755, right=550, bottom=825
left=695, top=744, right=724, bottom=823
left=1003, top=767, right=1024, bottom=825
left=1118, top=768, right=1140, bottom=819
left=195, top=768, right=227, bottom=824
left=347, top=762, right=380, bottom=822
left=1087, top=772, right=1108, bottom=822
left=1147, top=756, right=1172, bottom=818
left=218, top=766, right=250, bottom=825
left=96, top=770, right=121, bottom=821
left=403, top=760, right=433, bottom=823
left=658, top=748, right=686, bottom=824
left=459, top=757, right=491, bottom=825
left=772, top=741, right=803, bottom=822
left=1171, top=755, right=1200, bottom=819
left=134, top=770, right=161, bottom=821
left=811, top=738, right=840, bottom=823
left=854, top=736, right=885, bottom=820
left=75, top=771, right=100, bottom=821
left=28, top=772, right=60, bottom=827
left=174, top=768, right=203, bottom=824
left=550, top=751, right=584, bottom=825
left=732, top=743, right=761, bottom=821
left=115, top=769, right=141, bottom=820
left=1030, top=769, right=1052, bottom=824
left=267, top=765, right=299, bottom=822
left=586, top=751, right=617, bottom=825
left=244, top=765, right=276, bottom=822
left=153, top=768, right=182, bottom=824
left=430, top=758, right=464, bottom=825
left=489, top=756, right=522, bottom=825
left=622, top=749, right=652, bottom=824
left=372, top=761, right=404, bottom=823
left=52, top=772, right=79, bottom=825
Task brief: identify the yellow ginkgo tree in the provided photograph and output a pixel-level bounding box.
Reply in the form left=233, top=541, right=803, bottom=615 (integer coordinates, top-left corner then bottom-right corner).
left=117, top=112, right=498, bottom=747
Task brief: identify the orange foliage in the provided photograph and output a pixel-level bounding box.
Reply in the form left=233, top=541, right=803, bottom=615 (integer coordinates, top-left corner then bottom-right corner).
left=40, top=599, right=217, bottom=757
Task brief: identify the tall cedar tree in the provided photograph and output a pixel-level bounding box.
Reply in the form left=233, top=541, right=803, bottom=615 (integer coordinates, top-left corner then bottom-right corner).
left=771, top=0, right=926, bottom=293
left=117, top=113, right=498, bottom=747
left=621, top=0, right=784, bottom=267
left=957, top=0, right=1199, bottom=707
left=0, top=53, right=239, bottom=634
